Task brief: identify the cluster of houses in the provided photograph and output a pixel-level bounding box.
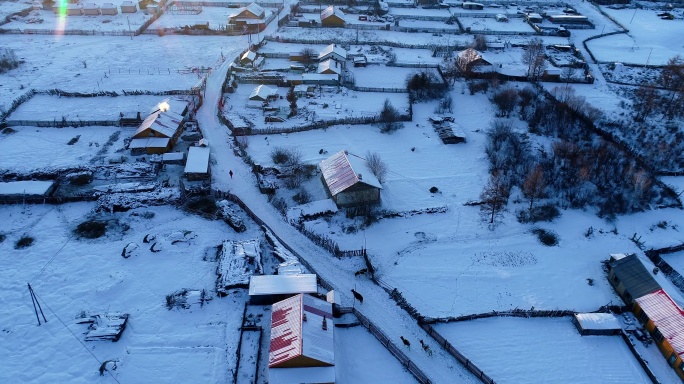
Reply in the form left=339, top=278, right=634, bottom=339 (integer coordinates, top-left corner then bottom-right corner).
left=51, top=1, right=143, bottom=16
left=606, top=253, right=684, bottom=381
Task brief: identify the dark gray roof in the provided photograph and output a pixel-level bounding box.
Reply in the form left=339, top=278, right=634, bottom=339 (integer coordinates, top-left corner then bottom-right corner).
left=610, top=254, right=661, bottom=300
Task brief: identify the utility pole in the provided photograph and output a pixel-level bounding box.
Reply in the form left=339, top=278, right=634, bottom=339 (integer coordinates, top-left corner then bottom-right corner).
left=127, top=16, right=132, bottom=40
left=27, top=283, right=47, bottom=326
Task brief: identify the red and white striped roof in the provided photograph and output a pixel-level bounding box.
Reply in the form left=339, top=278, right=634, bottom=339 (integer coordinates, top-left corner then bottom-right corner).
left=319, top=150, right=381, bottom=196
left=269, top=294, right=334, bottom=368
left=636, top=289, right=684, bottom=356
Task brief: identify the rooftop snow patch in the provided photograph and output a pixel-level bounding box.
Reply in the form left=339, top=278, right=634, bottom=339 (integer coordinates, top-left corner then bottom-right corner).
left=0, top=180, right=54, bottom=196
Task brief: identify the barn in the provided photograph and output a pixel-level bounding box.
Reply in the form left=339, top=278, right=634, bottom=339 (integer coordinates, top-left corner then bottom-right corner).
left=129, top=110, right=185, bottom=155
left=634, top=289, right=684, bottom=381
left=573, top=313, right=622, bottom=336
left=320, top=150, right=382, bottom=207
left=320, top=6, right=345, bottom=27
left=248, top=274, right=318, bottom=305
left=268, top=293, right=335, bottom=383
left=607, top=253, right=661, bottom=305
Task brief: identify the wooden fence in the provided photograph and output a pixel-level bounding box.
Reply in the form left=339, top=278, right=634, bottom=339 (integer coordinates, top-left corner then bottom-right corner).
left=619, top=330, right=661, bottom=384
left=645, top=244, right=684, bottom=296
left=352, top=308, right=433, bottom=384
left=229, top=115, right=383, bottom=136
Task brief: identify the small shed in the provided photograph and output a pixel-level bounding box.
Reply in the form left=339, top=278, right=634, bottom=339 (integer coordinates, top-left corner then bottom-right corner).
left=319, top=150, right=382, bottom=207
left=526, top=13, right=543, bottom=23
left=249, top=84, right=277, bottom=101
left=0, top=180, right=55, bottom=199
left=495, top=13, right=508, bottom=22
left=302, top=73, right=339, bottom=85
left=67, top=3, right=84, bottom=15
left=249, top=274, right=317, bottom=304
left=83, top=3, right=100, bottom=15
left=573, top=313, right=622, bottom=336
left=353, top=56, right=367, bottom=67
left=462, top=2, right=484, bottom=10
left=129, top=137, right=170, bottom=155
left=320, top=5, right=345, bottom=27
left=184, top=146, right=210, bottom=180
left=100, top=3, right=118, bottom=15
left=121, top=1, right=137, bottom=13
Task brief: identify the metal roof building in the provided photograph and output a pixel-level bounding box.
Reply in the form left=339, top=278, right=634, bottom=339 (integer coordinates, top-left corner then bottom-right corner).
left=319, top=150, right=382, bottom=207
left=608, top=253, right=661, bottom=304
left=249, top=274, right=318, bottom=304
left=269, top=293, right=335, bottom=383
left=573, top=313, right=622, bottom=336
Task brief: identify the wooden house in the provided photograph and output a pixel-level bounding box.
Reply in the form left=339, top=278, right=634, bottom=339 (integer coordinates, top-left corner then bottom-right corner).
left=249, top=84, right=277, bottom=102
left=269, top=293, right=335, bottom=383
left=634, top=290, right=684, bottom=381
left=456, top=48, right=493, bottom=74
left=129, top=110, right=184, bottom=155
left=607, top=253, right=661, bottom=305
left=240, top=50, right=258, bottom=67
left=121, top=1, right=137, bottom=13
left=317, top=59, right=342, bottom=75
left=320, top=6, right=345, bottom=27
left=320, top=150, right=382, bottom=207
left=229, top=3, right=266, bottom=31
left=100, top=3, right=118, bottom=15
left=67, top=3, right=84, bottom=15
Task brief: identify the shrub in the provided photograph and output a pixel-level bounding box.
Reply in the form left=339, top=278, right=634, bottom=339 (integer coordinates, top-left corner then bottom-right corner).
left=75, top=220, right=107, bottom=239
left=271, top=197, right=288, bottom=214
left=531, top=227, right=558, bottom=246
left=186, top=197, right=217, bottom=216
left=516, top=203, right=560, bottom=223
left=429, top=186, right=439, bottom=194
left=2, top=127, right=16, bottom=135
left=468, top=80, right=489, bottom=95
left=0, top=233, right=5, bottom=243
left=67, top=135, right=81, bottom=145
left=15, top=235, right=34, bottom=249
left=0, top=48, right=20, bottom=74
left=270, top=146, right=301, bottom=166
left=292, top=189, right=312, bottom=205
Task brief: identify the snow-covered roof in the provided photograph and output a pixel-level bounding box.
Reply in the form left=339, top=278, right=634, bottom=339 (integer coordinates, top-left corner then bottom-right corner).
left=318, top=44, right=347, bottom=60
left=83, top=3, right=99, bottom=10
left=320, top=5, right=344, bottom=21
left=67, top=3, right=83, bottom=10
left=133, top=110, right=184, bottom=138
left=0, top=180, right=54, bottom=196
left=269, top=293, right=334, bottom=368
left=129, top=137, right=170, bottom=149
left=249, top=274, right=317, bottom=296
left=317, top=58, right=341, bottom=75
left=269, top=366, right=336, bottom=384
left=184, top=146, right=210, bottom=174
left=636, top=289, right=684, bottom=356
left=293, top=84, right=309, bottom=93
left=249, top=84, right=277, bottom=101
left=319, top=150, right=382, bottom=196
left=230, top=3, right=264, bottom=19
left=121, top=1, right=134, bottom=5
left=574, top=313, right=621, bottom=331
left=101, top=3, right=116, bottom=9
left=301, top=73, right=339, bottom=83
left=241, top=50, right=257, bottom=63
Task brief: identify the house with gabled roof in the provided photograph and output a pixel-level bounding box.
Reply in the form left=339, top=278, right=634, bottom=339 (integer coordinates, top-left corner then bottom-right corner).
left=320, top=6, right=345, bottom=27
left=320, top=150, right=382, bottom=207
left=229, top=3, right=266, bottom=31
left=456, top=48, right=493, bottom=74
left=607, top=253, right=661, bottom=305
left=317, top=59, right=342, bottom=75
left=249, top=84, right=277, bottom=102
left=268, top=293, right=335, bottom=383
left=129, top=110, right=184, bottom=154
left=240, top=50, right=258, bottom=67
left=318, top=44, right=347, bottom=66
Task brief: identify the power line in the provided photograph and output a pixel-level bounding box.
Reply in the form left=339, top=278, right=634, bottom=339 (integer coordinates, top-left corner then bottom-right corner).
left=31, top=289, right=122, bottom=384
left=30, top=235, right=73, bottom=285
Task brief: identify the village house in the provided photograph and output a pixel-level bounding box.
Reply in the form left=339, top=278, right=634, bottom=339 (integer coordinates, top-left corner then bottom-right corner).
left=320, top=6, right=345, bottom=27
left=228, top=3, right=266, bottom=32
left=456, top=48, right=494, bottom=74
left=240, top=50, right=258, bottom=67
left=67, top=3, right=84, bottom=16
left=100, top=3, right=118, bottom=15
left=120, top=1, right=137, bottom=13
left=248, top=274, right=318, bottom=305
left=317, top=59, right=342, bottom=75
left=268, top=293, right=335, bottom=383
left=184, top=146, right=210, bottom=181
left=318, top=44, right=347, bottom=67
left=83, top=3, right=101, bottom=15
left=248, top=84, right=278, bottom=102
left=129, top=110, right=185, bottom=155
left=320, top=150, right=382, bottom=207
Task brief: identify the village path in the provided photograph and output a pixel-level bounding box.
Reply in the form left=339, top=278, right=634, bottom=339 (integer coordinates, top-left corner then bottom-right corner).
left=194, top=51, right=479, bottom=384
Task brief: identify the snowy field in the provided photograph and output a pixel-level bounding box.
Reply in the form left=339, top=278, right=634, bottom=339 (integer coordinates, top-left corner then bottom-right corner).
left=0, top=0, right=32, bottom=18
left=2, top=8, right=152, bottom=32
left=349, top=65, right=439, bottom=88
left=661, top=250, right=684, bottom=278
left=459, top=17, right=535, bottom=34
left=0, top=126, right=128, bottom=173
left=151, top=7, right=235, bottom=30
left=398, top=19, right=460, bottom=31
left=0, top=34, right=246, bottom=112
left=587, top=7, right=684, bottom=65
left=434, top=317, right=653, bottom=384
left=8, top=95, right=187, bottom=121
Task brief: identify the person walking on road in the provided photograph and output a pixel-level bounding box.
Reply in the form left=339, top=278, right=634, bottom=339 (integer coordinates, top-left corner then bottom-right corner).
left=229, top=170, right=233, bottom=179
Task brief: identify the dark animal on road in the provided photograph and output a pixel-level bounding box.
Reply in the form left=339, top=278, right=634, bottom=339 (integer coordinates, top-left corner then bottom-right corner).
left=400, top=336, right=411, bottom=349
left=351, top=289, right=364, bottom=303
left=354, top=268, right=368, bottom=276
left=420, top=339, right=433, bottom=356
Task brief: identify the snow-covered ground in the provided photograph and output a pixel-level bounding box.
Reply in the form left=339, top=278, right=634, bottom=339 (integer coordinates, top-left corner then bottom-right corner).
left=459, top=17, right=535, bottom=33
left=2, top=8, right=152, bottom=32
left=435, top=317, right=653, bottom=384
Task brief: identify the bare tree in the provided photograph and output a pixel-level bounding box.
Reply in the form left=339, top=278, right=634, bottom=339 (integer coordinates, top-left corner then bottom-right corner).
left=522, top=164, right=546, bottom=211
left=300, top=47, right=317, bottom=68
left=472, top=34, right=488, bottom=51
left=378, top=98, right=402, bottom=133
left=492, top=88, right=518, bottom=117
left=480, top=172, right=509, bottom=224
left=659, top=55, right=684, bottom=118
left=365, top=151, right=388, bottom=183
left=522, top=38, right=546, bottom=81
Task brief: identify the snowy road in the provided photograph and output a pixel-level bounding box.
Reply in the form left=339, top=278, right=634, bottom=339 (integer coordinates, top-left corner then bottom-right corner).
left=194, top=45, right=479, bottom=384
